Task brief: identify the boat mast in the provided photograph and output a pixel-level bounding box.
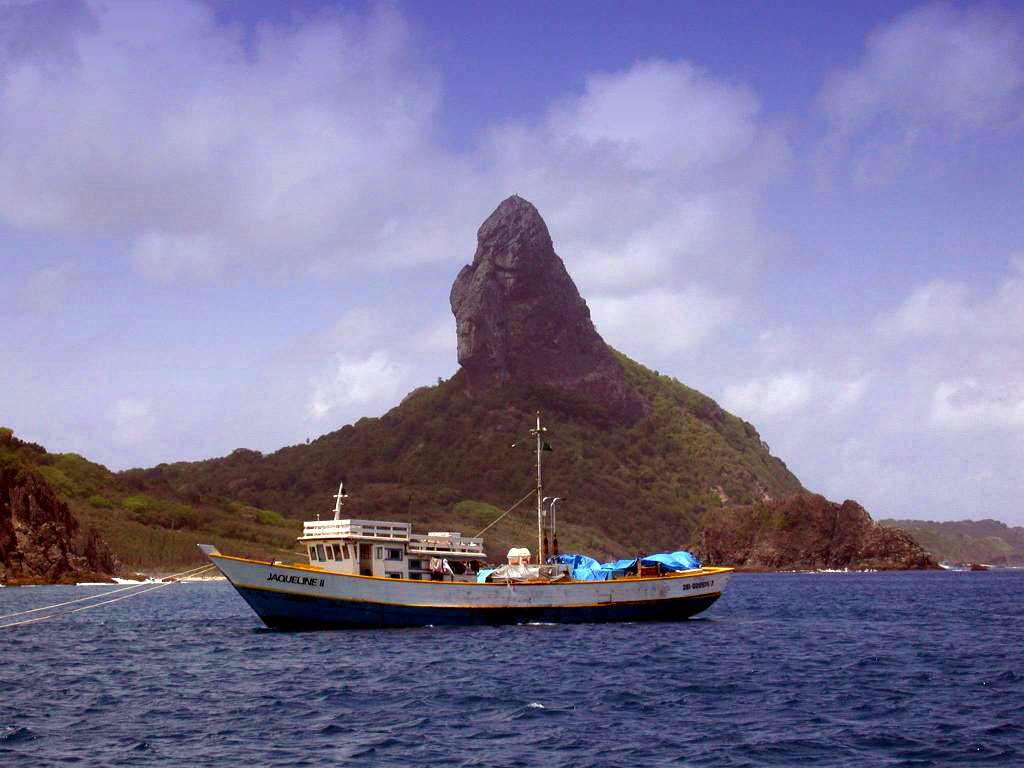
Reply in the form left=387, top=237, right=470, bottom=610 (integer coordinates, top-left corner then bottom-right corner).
left=533, top=412, right=546, bottom=564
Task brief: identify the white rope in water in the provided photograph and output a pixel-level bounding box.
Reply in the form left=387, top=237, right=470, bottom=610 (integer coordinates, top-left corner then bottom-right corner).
left=0, top=562, right=215, bottom=621
left=0, top=565, right=216, bottom=629
left=0, top=581, right=175, bottom=629
left=0, top=563, right=216, bottom=628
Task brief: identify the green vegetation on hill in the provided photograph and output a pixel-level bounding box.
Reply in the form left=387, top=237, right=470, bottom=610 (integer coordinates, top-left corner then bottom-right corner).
left=123, top=352, right=803, bottom=561
left=3, top=348, right=807, bottom=570
left=1, top=429, right=119, bottom=583
left=1, top=429, right=300, bottom=573
left=881, top=519, right=1024, bottom=565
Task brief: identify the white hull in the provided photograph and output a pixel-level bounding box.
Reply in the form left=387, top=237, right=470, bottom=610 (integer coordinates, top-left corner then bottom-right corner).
left=201, top=547, right=731, bottom=629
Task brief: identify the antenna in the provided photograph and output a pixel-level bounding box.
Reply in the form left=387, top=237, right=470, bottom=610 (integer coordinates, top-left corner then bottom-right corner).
left=332, top=482, right=348, bottom=520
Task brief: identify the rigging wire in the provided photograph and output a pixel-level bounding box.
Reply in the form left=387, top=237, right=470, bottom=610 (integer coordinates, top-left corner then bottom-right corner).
left=473, top=488, right=537, bottom=538
left=0, top=563, right=216, bottom=626
left=0, top=565, right=216, bottom=630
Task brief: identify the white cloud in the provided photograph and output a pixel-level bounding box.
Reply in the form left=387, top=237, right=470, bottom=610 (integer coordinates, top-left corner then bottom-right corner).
left=753, top=328, right=797, bottom=365
left=412, top=315, right=456, bottom=353
left=835, top=377, right=870, bottom=411
left=930, top=379, right=1024, bottom=431
left=875, top=280, right=971, bottom=338
left=722, top=370, right=870, bottom=422
left=721, top=256, right=1024, bottom=520
left=0, top=0, right=455, bottom=280
left=877, top=258, right=1024, bottom=344
left=309, top=308, right=455, bottom=362
left=483, top=58, right=789, bottom=296
left=723, top=371, right=815, bottom=419
left=111, top=398, right=154, bottom=446
left=323, top=309, right=388, bottom=353
left=308, top=350, right=408, bottom=422
left=589, top=286, right=736, bottom=358
left=548, top=60, right=760, bottom=173
left=0, top=4, right=787, bottom=303
left=819, top=3, right=1024, bottom=183
left=131, top=230, right=224, bottom=283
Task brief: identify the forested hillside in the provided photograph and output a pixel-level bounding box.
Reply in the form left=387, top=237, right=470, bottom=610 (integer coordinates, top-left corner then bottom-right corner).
left=1, top=428, right=299, bottom=574
left=124, top=354, right=802, bottom=561
left=881, top=519, right=1024, bottom=565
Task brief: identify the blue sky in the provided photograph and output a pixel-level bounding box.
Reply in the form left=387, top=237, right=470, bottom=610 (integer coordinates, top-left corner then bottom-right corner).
left=1, top=0, right=1022, bottom=524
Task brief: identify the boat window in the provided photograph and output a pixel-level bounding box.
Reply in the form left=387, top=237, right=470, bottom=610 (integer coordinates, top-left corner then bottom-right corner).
left=386, top=571, right=402, bottom=579
left=324, top=545, right=334, bottom=561
left=375, top=546, right=383, bottom=560
left=308, top=546, right=317, bottom=561
left=333, top=544, right=343, bottom=560
left=316, top=544, right=326, bottom=561
left=385, top=547, right=403, bottom=561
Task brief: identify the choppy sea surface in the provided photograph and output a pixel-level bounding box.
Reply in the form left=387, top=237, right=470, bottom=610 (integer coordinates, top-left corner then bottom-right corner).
left=2, top=571, right=1022, bottom=767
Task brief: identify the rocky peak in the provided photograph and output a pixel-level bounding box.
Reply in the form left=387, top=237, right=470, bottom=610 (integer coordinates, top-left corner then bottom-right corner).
left=450, top=196, right=645, bottom=421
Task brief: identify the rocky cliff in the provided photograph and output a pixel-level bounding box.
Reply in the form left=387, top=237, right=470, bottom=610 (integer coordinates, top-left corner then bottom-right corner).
left=0, top=431, right=118, bottom=585
left=123, top=196, right=804, bottom=560
left=691, top=493, right=938, bottom=570
left=450, top=195, right=646, bottom=422
left=114, top=195, right=936, bottom=570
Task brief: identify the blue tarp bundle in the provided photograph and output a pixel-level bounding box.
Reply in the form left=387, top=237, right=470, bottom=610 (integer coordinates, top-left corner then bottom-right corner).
left=551, top=553, right=608, bottom=581
left=639, top=551, right=702, bottom=571
left=552, top=550, right=701, bottom=580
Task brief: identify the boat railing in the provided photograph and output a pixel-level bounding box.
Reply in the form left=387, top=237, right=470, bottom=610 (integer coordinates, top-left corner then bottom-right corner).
left=408, top=532, right=485, bottom=557
left=299, top=519, right=412, bottom=542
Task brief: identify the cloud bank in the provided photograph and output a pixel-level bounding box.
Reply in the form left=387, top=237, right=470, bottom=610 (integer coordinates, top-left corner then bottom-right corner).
left=2, top=1, right=1023, bottom=525
left=819, top=3, right=1024, bottom=183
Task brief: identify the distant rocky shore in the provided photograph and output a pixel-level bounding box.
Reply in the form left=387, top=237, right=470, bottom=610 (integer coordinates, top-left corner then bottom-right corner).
left=1, top=431, right=118, bottom=585
left=691, top=493, right=939, bottom=571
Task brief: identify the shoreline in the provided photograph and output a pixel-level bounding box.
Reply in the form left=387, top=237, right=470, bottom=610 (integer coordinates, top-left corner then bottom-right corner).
left=6, top=565, right=1022, bottom=588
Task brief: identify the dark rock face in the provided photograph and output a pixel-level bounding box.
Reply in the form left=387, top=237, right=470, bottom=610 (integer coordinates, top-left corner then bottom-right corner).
left=450, top=195, right=645, bottom=421
left=0, top=464, right=118, bottom=585
left=691, top=493, right=939, bottom=571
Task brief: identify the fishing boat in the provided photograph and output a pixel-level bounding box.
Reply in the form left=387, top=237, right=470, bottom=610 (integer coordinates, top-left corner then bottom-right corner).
left=199, top=415, right=732, bottom=629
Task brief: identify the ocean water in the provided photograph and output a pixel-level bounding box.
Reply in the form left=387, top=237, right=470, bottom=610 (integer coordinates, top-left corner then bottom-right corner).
left=1, top=571, right=1021, bottom=767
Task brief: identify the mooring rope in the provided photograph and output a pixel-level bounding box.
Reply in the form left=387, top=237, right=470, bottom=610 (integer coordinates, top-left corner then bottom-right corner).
left=473, top=488, right=537, bottom=538
left=0, top=563, right=216, bottom=629
left=0, top=562, right=215, bottom=621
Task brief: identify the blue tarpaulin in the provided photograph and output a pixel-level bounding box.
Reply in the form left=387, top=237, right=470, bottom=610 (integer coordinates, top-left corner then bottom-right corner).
left=550, top=553, right=608, bottom=581
left=552, top=550, right=701, bottom=580
left=639, top=551, right=702, bottom=571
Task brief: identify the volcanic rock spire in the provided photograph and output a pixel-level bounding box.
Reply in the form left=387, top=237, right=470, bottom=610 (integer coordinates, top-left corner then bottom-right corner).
left=450, top=195, right=645, bottom=421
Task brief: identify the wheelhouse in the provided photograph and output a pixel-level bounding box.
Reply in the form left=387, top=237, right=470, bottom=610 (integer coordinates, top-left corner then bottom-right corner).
left=298, top=518, right=485, bottom=580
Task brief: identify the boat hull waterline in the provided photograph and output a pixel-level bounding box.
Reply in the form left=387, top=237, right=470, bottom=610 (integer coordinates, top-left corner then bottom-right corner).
left=201, top=547, right=732, bottom=630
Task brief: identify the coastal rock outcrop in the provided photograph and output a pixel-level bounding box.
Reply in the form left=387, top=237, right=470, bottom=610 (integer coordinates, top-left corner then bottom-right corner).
left=691, top=493, right=939, bottom=570
left=450, top=195, right=646, bottom=421
left=0, top=435, right=118, bottom=585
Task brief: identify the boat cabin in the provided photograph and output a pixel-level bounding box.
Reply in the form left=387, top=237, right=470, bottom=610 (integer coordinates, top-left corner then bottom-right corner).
left=298, top=518, right=485, bottom=581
